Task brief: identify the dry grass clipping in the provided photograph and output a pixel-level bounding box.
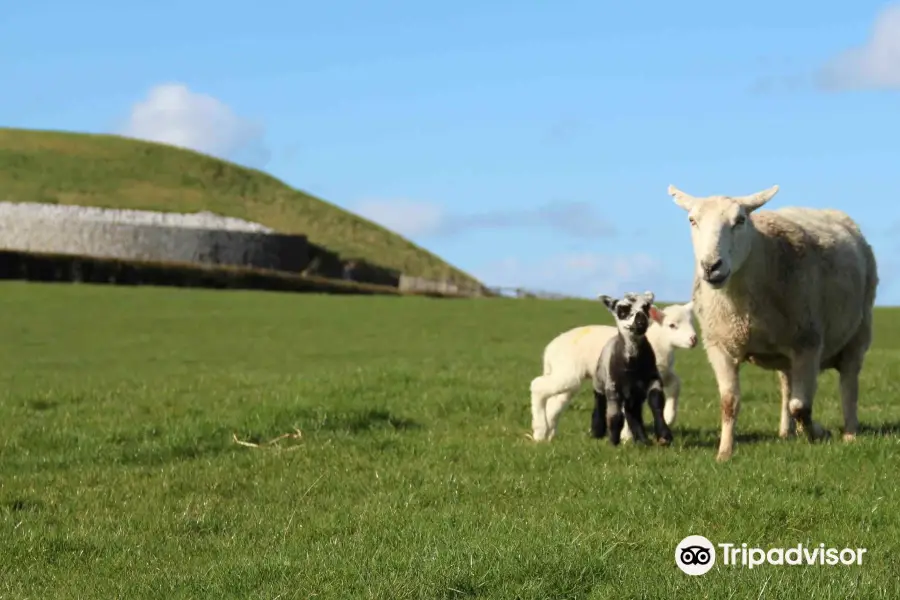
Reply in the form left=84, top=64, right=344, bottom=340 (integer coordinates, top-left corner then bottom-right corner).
left=232, top=428, right=303, bottom=450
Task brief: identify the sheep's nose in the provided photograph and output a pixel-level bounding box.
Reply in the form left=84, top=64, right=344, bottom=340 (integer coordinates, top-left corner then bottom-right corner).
left=689, top=335, right=697, bottom=346
left=702, top=259, right=723, bottom=276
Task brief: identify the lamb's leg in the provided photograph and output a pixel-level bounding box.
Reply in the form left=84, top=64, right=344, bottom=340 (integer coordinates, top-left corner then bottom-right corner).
left=529, top=375, right=551, bottom=441
left=621, top=416, right=634, bottom=442
left=788, top=346, right=830, bottom=442
left=545, top=390, right=577, bottom=440
left=777, top=370, right=796, bottom=439
left=647, top=380, right=673, bottom=446
left=706, top=346, right=741, bottom=462
left=661, top=371, right=680, bottom=426
left=622, top=396, right=649, bottom=445
left=591, top=389, right=607, bottom=439
left=530, top=371, right=580, bottom=441
left=606, top=392, right=625, bottom=446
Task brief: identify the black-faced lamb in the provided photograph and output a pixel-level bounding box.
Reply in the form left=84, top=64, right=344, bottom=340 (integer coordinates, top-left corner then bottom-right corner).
left=590, top=291, right=674, bottom=447
left=667, top=183, right=878, bottom=462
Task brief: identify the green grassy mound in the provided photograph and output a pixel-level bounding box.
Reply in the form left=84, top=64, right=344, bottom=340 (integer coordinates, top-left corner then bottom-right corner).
left=0, top=128, right=480, bottom=287
left=2, top=283, right=898, bottom=598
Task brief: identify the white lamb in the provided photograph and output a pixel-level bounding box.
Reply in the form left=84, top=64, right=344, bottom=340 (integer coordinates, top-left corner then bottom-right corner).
left=529, top=301, right=698, bottom=442
left=667, top=183, right=878, bottom=462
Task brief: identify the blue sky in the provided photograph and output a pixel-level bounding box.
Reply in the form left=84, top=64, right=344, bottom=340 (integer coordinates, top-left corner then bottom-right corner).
left=3, top=0, right=900, bottom=303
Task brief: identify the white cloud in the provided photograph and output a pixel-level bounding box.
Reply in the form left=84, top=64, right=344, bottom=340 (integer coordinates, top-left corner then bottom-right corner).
left=118, top=83, right=269, bottom=165
left=353, top=199, right=616, bottom=239
left=818, top=4, right=900, bottom=90
left=473, top=251, right=690, bottom=302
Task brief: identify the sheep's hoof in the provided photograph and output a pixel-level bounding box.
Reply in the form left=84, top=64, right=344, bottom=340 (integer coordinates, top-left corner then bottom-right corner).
left=811, top=425, right=832, bottom=442
left=842, top=432, right=857, bottom=442
left=715, top=450, right=733, bottom=463
left=657, top=437, right=672, bottom=447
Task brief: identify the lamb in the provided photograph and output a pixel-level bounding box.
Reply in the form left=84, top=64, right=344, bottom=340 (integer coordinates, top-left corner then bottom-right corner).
left=590, top=291, right=674, bottom=446
left=667, top=183, right=878, bottom=462
left=529, top=300, right=698, bottom=442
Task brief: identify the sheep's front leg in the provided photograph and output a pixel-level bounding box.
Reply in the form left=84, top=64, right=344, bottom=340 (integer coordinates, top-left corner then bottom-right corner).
left=591, top=389, right=607, bottom=439
left=706, top=345, right=741, bottom=462
left=606, top=391, right=626, bottom=446
left=647, top=380, right=673, bottom=446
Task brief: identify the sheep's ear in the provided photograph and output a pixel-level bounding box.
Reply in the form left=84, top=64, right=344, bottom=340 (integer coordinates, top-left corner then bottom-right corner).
left=668, top=184, right=698, bottom=211
left=684, top=300, right=694, bottom=312
left=733, top=185, right=779, bottom=212
left=598, top=294, right=617, bottom=312
left=649, top=305, right=664, bottom=324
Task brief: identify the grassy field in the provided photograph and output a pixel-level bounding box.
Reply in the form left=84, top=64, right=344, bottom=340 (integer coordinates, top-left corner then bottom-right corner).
left=0, top=128, right=479, bottom=287
left=1, top=282, right=899, bottom=599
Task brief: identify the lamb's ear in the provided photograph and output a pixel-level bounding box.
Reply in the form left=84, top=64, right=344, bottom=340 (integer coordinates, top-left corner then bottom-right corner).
left=649, top=305, right=665, bottom=325
left=684, top=300, right=694, bottom=312
left=597, top=294, right=617, bottom=313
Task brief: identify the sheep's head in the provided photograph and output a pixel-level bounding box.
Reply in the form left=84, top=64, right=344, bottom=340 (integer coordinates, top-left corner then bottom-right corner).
left=657, top=301, right=698, bottom=349
left=599, top=291, right=656, bottom=339
left=667, top=184, right=779, bottom=290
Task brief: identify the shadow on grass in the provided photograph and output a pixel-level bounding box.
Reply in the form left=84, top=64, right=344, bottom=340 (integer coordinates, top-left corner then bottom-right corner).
left=676, top=426, right=783, bottom=449
left=858, top=421, right=900, bottom=437
left=676, top=420, right=900, bottom=447
left=307, top=408, right=421, bottom=434
left=2, top=497, right=44, bottom=513
left=26, top=399, right=58, bottom=411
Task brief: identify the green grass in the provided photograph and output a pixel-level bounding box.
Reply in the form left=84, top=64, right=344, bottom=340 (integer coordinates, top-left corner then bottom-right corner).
left=1, top=282, right=899, bottom=599
left=0, top=127, right=480, bottom=287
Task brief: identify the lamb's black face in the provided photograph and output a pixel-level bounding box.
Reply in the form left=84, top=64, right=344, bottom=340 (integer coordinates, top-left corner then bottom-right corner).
left=600, top=292, right=655, bottom=337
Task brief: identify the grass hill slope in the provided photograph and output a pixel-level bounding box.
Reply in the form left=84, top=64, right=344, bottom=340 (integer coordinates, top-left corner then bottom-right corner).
left=0, top=128, right=481, bottom=287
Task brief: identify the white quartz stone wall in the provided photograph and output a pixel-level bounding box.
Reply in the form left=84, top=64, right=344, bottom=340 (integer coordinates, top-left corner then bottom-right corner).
left=0, top=202, right=309, bottom=272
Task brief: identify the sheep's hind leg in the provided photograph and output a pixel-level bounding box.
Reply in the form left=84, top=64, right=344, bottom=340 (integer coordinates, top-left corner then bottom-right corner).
left=836, top=324, right=871, bottom=442
left=788, top=347, right=830, bottom=442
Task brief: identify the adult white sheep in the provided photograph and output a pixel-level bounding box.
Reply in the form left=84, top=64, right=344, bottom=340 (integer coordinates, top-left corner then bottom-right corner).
left=667, top=183, right=878, bottom=462
left=529, top=301, right=698, bottom=442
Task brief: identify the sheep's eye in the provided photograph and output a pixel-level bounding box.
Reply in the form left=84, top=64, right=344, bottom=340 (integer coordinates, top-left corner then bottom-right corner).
left=616, top=305, right=630, bottom=319
left=669, top=323, right=677, bottom=329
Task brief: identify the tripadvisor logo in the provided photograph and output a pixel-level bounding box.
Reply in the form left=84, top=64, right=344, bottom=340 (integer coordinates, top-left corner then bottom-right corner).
left=675, top=536, right=868, bottom=574
left=676, top=535, right=716, bottom=576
